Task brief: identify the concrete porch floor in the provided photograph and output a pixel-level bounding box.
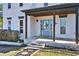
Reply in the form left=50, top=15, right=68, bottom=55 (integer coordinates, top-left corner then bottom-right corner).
left=35, top=38, right=76, bottom=44
left=31, top=38, right=79, bottom=50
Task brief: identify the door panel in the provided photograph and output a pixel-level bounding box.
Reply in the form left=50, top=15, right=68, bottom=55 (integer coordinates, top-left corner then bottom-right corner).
left=41, top=20, right=53, bottom=38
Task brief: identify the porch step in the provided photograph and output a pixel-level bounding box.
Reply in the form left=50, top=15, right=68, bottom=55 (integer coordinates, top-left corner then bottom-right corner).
left=0, top=41, right=24, bottom=46
left=27, top=41, right=45, bottom=49
left=25, top=36, right=38, bottom=44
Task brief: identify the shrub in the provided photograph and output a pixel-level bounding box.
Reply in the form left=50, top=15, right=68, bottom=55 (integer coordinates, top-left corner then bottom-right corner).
left=0, top=30, right=19, bottom=42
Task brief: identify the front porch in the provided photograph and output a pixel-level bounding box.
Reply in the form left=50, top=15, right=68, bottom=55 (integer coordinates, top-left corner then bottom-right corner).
left=22, top=3, right=79, bottom=44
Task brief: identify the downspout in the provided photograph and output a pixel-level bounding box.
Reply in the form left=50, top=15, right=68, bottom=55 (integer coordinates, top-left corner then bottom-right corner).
left=53, top=15, right=55, bottom=41
left=75, top=7, right=79, bottom=44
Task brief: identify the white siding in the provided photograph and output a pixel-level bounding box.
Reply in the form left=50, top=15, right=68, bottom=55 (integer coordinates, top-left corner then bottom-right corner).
left=27, top=16, right=40, bottom=38
left=3, top=3, right=65, bottom=40
left=55, top=14, right=76, bottom=39
left=31, top=3, right=44, bottom=8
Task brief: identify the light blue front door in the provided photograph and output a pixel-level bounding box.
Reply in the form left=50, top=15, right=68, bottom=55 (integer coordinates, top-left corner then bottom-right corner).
left=41, top=19, right=52, bottom=38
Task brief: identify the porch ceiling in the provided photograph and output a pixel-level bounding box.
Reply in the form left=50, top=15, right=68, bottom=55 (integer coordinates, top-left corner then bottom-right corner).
left=22, top=3, right=79, bottom=17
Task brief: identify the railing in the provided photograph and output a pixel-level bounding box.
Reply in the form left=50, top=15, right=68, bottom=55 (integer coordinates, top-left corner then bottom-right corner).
left=0, top=30, right=19, bottom=42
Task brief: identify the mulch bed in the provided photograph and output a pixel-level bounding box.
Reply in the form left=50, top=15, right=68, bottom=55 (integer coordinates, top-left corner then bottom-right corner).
left=16, top=49, right=38, bottom=56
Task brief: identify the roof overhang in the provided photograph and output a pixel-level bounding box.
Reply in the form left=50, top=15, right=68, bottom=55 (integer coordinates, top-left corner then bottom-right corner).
left=22, top=3, right=79, bottom=17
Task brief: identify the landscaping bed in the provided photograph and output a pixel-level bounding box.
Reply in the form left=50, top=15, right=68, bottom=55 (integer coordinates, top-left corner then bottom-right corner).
left=16, top=48, right=38, bottom=56
left=0, top=30, right=19, bottom=42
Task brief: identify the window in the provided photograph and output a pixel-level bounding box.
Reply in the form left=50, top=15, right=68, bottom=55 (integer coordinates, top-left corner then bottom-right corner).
left=8, top=21, right=11, bottom=30
left=7, top=17, right=12, bottom=30
left=60, top=17, right=66, bottom=34
left=8, top=21, right=11, bottom=25
left=20, top=27, right=23, bottom=33
left=8, top=3, right=11, bottom=9
left=20, top=20, right=23, bottom=33
left=20, top=20, right=23, bottom=26
left=44, top=3, right=48, bottom=7
left=19, top=16, right=24, bottom=33
left=19, top=3, right=23, bottom=7
left=43, top=20, right=49, bottom=30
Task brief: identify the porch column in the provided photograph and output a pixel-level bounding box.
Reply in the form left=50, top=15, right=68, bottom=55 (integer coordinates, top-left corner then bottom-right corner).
left=53, top=15, right=55, bottom=41
left=76, top=7, right=79, bottom=44
left=23, top=14, right=27, bottom=44
left=25, top=14, right=27, bottom=38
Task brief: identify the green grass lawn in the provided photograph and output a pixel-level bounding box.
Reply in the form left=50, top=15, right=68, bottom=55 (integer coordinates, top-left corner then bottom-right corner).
left=32, top=47, right=79, bottom=56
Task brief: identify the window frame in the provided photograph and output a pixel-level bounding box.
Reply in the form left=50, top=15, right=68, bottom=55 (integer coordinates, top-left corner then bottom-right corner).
left=19, top=3, right=23, bottom=7
left=20, top=19, right=23, bottom=33
left=7, top=17, right=12, bottom=30
left=60, top=16, right=67, bottom=34
left=8, top=3, right=11, bottom=9
left=19, top=16, right=24, bottom=33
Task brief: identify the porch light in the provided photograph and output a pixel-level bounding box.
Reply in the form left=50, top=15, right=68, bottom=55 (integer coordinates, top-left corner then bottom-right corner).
left=36, top=20, right=38, bottom=22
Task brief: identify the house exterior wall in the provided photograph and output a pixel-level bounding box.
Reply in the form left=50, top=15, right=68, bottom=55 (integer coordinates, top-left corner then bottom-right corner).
left=27, top=16, right=41, bottom=38
left=3, top=3, right=62, bottom=40
left=3, top=3, right=29, bottom=40
left=55, top=14, right=76, bottom=39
